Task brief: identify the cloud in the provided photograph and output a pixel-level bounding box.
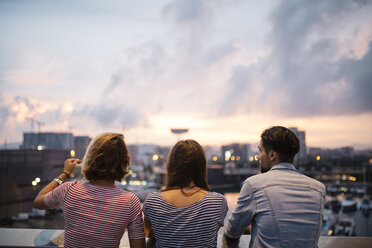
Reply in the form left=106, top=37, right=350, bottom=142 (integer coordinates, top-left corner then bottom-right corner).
left=339, top=41, right=372, bottom=112
left=103, top=42, right=168, bottom=96
left=218, top=0, right=372, bottom=117
left=0, top=94, right=10, bottom=128
left=162, top=0, right=211, bottom=24
left=0, top=94, right=148, bottom=143
left=86, top=103, right=144, bottom=127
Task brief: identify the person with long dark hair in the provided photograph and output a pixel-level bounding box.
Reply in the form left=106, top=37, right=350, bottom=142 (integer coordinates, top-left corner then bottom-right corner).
left=143, top=139, right=228, bottom=248
left=34, top=133, right=145, bottom=248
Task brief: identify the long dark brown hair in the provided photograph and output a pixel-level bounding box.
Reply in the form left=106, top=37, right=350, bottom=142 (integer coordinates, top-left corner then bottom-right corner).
left=164, top=139, right=210, bottom=191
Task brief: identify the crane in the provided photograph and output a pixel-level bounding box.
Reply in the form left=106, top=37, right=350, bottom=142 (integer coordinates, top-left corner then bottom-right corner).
left=26, top=117, right=44, bottom=133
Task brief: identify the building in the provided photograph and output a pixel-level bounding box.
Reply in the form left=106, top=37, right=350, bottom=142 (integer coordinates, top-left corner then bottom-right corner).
left=289, top=127, right=307, bottom=163
left=0, top=149, right=71, bottom=218
left=308, top=147, right=355, bottom=159
left=127, top=144, right=139, bottom=165
left=0, top=132, right=90, bottom=218
left=221, top=143, right=250, bottom=163
left=340, top=146, right=354, bottom=157
left=73, top=136, right=92, bottom=159
left=22, top=132, right=74, bottom=150
left=128, top=144, right=169, bottom=167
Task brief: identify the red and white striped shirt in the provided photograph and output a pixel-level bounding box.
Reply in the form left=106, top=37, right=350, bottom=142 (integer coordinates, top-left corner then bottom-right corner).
left=44, top=181, right=145, bottom=248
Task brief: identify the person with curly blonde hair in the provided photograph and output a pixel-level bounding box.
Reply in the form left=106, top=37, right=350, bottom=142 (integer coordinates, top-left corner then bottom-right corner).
left=34, top=133, right=145, bottom=248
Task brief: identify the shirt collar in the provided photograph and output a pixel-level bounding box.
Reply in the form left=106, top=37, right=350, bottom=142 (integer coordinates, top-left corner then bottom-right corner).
left=270, top=162, right=297, bottom=172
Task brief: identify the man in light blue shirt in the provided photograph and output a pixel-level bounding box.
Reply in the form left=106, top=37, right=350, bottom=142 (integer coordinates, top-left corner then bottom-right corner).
left=224, top=126, right=325, bottom=248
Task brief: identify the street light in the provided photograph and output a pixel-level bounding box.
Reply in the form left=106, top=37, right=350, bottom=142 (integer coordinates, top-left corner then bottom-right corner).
left=225, top=150, right=232, bottom=160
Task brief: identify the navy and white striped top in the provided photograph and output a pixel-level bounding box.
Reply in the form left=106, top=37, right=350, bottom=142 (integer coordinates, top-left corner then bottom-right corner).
left=143, top=191, right=228, bottom=248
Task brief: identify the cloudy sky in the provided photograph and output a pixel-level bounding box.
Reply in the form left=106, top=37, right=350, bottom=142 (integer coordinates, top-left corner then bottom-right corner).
left=1, top=0, right=372, bottom=149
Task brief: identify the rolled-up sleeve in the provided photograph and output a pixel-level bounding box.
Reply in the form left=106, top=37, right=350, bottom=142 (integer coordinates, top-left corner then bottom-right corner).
left=224, top=181, right=256, bottom=238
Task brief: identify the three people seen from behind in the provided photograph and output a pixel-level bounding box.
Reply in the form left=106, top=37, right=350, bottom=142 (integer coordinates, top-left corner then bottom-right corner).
left=34, top=126, right=325, bottom=248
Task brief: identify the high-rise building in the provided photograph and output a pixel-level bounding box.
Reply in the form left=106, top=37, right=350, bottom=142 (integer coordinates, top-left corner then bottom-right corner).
left=73, top=136, right=92, bottom=159
left=221, top=143, right=250, bottom=163
left=22, top=132, right=74, bottom=150
left=0, top=149, right=71, bottom=218
left=289, top=127, right=307, bottom=163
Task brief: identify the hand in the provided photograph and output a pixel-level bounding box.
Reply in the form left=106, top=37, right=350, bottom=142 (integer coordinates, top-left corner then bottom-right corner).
left=64, top=158, right=82, bottom=174
left=223, top=235, right=240, bottom=248
left=244, top=225, right=251, bottom=234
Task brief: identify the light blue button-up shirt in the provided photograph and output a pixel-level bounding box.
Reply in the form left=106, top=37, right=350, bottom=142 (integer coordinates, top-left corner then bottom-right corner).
left=224, top=163, right=326, bottom=248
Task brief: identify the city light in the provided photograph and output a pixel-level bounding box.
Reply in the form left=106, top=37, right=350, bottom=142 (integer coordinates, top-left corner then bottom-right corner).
left=35, top=177, right=41, bottom=183
left=212, top=156, right=218, bottom=162
left=316, top=156, right=321, bottom=161
left=32, top=181, right=37, bottom=186
left=349, top=176, right=356, bottom=182
left=254, top=155, right=258, bottom=161
left=225, top=150, right=232, bottom=160
left=249, top=156, right=254, bottom=162
left=128, top=180, right=148, bottom=186
left=70, top=150, right=76, bottom=157
left=152, top=154, right=159, bottom=161
left=37, top=145, right=44, bottom=151
left=231, top=156, right=235, bottom=161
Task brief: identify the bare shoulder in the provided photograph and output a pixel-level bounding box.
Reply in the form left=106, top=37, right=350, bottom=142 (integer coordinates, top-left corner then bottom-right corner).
left=161, top=188, right=209, bottom=207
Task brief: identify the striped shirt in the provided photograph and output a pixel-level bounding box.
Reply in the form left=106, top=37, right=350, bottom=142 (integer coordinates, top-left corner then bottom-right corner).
left=44, top=181, right=145, bottom=248
left=143, top=191, right=228, bottom=248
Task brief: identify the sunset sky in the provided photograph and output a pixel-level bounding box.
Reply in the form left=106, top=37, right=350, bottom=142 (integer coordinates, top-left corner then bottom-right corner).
left=1, top=0, right=372, bottom=149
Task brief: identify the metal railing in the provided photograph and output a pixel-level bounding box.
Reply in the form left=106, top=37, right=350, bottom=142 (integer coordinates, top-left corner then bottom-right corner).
left=1, top=228, right=372, bottom=248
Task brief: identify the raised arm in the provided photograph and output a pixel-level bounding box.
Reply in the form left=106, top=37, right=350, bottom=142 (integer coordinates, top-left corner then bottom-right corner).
left=34, top=158, right=81, bottom=209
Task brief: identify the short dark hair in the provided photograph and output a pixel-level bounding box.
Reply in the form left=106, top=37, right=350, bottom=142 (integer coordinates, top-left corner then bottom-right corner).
left=82, top=133, right=130, bottom=182
left=261, top=126, right=299, bottom=163
left=165, top=139, right=210, bottom=191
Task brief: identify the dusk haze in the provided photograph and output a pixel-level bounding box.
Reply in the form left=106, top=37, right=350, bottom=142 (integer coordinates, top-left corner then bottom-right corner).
left=1, top=0, right=372, bottom=150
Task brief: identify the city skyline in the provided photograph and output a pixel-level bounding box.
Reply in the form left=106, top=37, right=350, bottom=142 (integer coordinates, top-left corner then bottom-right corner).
left=1, top=0, right=372, bottom=149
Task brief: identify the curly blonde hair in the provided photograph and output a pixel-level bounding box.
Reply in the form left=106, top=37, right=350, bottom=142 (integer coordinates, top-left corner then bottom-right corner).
left=82, top=133, right=130, bottom=182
